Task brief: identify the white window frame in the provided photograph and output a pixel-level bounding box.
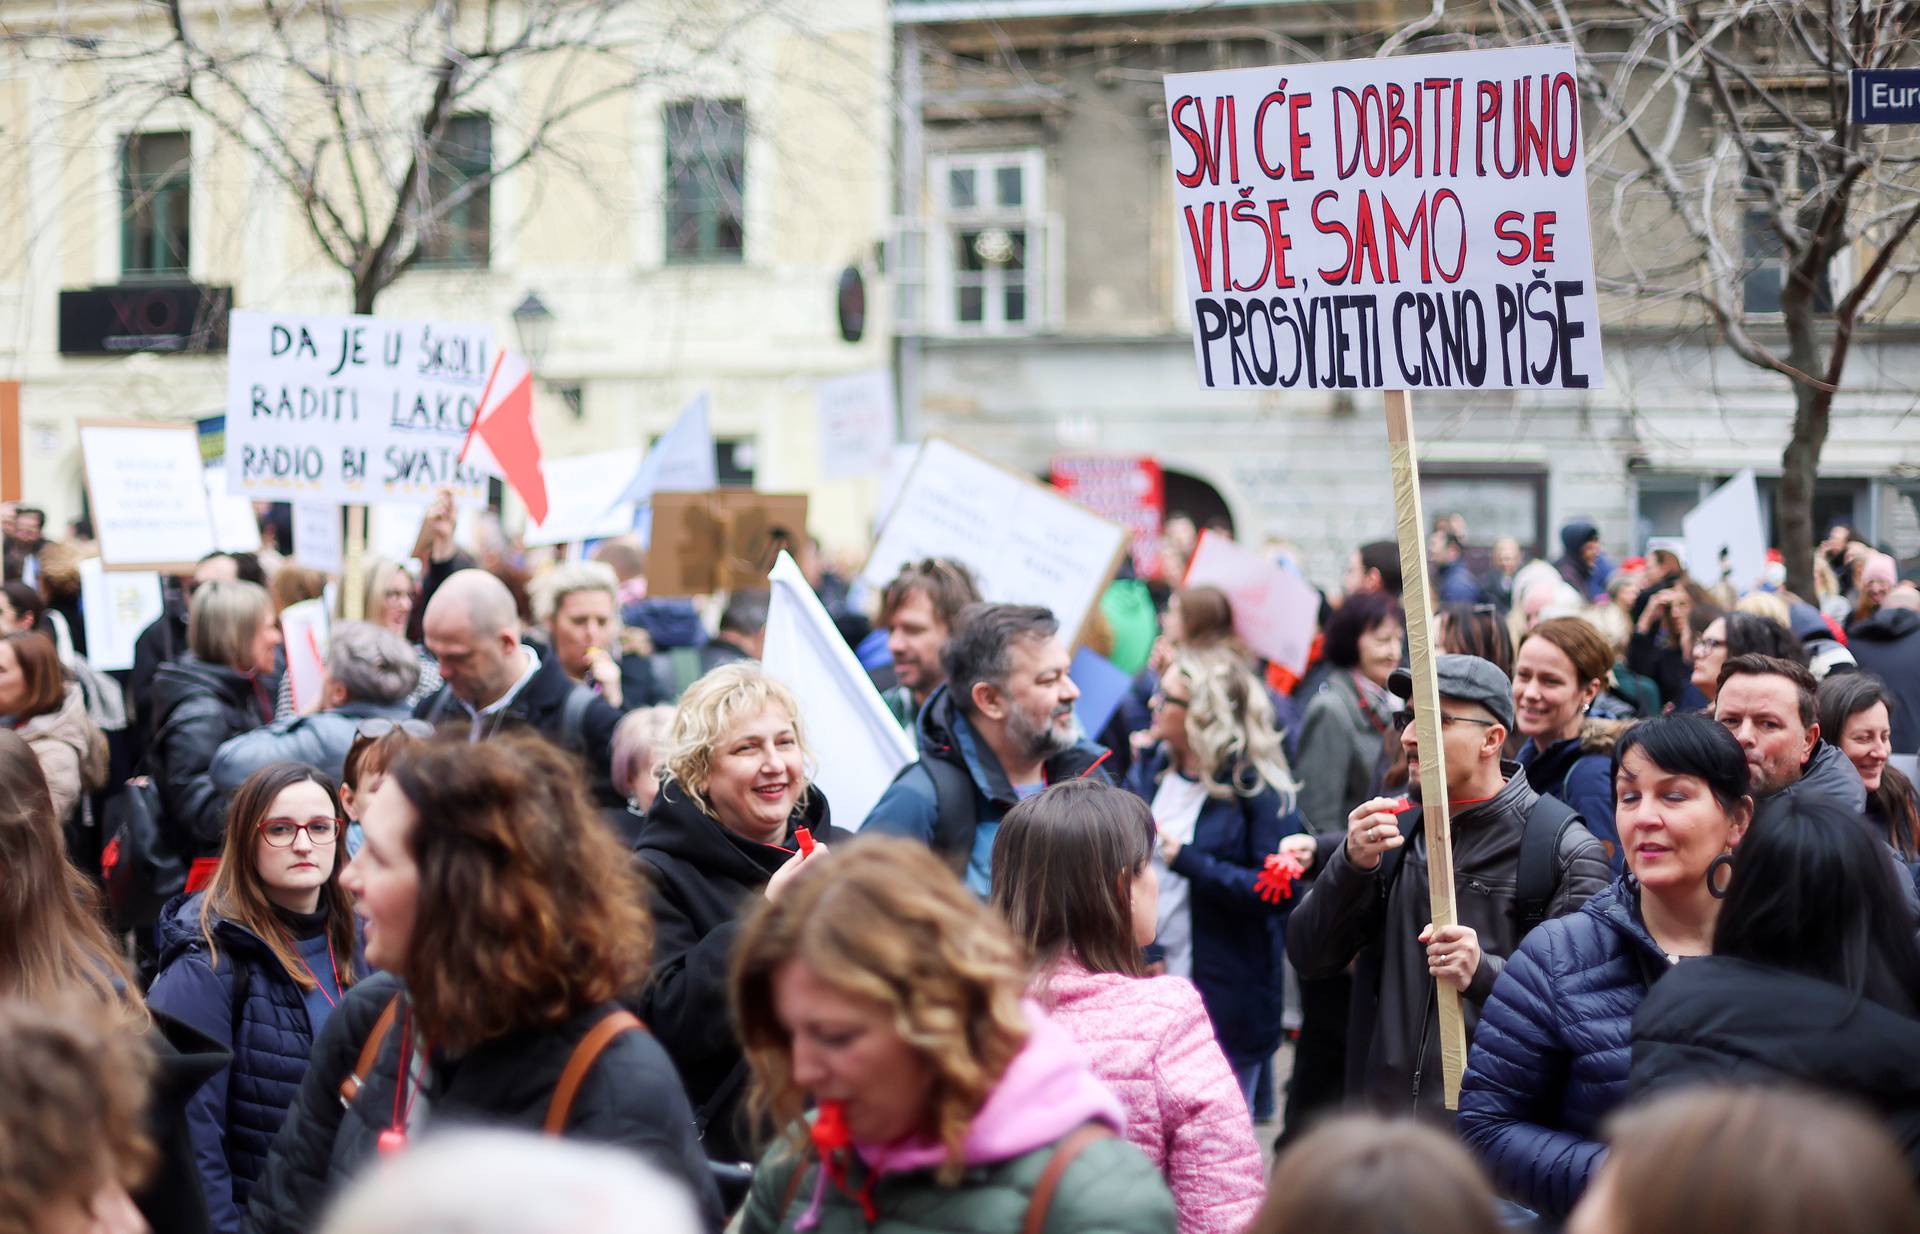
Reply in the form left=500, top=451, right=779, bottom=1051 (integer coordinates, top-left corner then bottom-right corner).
left=928, top=149, right=1050, bottom=336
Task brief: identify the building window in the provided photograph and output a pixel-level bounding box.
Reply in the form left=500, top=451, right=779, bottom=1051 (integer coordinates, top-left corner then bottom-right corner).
left=665, top=100, right=746, bottom=263
left=1421, top=466, right=1549, bottom=561
left=1740, top=139, right=1834, bottom=316
left=931, top=149, right=1047, bottom=334
left=419, top=115, right=492, bottom=267
left=122, top=131, right=191, bottom=276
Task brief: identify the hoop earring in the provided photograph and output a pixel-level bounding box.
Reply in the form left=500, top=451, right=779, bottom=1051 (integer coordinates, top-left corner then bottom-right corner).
left=1705, top=851, right=1735, bottom=899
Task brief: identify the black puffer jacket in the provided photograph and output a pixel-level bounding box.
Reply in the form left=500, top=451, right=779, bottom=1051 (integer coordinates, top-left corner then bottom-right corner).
left=242, top=972, right=721, bottom=1234
left=150, top=656, right=275, bottom=857
left=415, top=646, right=623, bottom=807
left=1287, top=768, right=1612, bottom=1116
left=1631, top=956, right=1920, bottom=1171
left=634, top=780, right=851, bottom=1164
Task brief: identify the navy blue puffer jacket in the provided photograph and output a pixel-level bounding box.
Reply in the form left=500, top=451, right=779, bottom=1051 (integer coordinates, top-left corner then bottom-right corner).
left=1456, top=878, right=1670, bottom=1217
left=148, top=893, right=363, bottom=1234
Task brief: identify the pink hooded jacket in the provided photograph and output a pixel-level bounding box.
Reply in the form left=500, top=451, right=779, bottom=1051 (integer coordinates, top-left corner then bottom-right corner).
left=1036, top=960, right=1264, bottom=1234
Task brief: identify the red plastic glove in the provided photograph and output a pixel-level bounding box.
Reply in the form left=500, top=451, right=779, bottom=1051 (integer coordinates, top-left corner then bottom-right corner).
left=1254, top=851, right=1307, bottom=903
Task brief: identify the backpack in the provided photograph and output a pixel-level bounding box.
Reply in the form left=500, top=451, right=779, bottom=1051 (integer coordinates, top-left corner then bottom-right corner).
left=881, top=753, right=977, bottom=878
left=1380, top=793, right=1581, bottom=937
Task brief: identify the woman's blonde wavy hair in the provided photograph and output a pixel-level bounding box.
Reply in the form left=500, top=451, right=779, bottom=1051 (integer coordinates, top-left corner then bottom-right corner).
left=1165, top=644, right=1300, bottom=805
left=731, top=838, right=1031, bottom=1185
left=660, top=663, right=814, bottom=817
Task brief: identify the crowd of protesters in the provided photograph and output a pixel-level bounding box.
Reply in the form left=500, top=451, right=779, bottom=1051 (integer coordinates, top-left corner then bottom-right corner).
left=3, top=493, right=1919, bottom=1234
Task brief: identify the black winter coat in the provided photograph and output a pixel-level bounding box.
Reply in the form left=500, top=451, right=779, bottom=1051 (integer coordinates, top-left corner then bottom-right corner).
left=1287, top=769, right=1612, bottom=1116
left=1631, top=956, right=1920, bottom=1171
left=1457, top=879, right=1670, bottom=1216
left=634, top=780, right=851, bottom=1163
left=242, top=972, right=721, bottom=1234
left=414, top=646, right=622, bottom=806
left=1848, top=608, right=1920, bottom=754
left=150, top=657, right=275, bottom=857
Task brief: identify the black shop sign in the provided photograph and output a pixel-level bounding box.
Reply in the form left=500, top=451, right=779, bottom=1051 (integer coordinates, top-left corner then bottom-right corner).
left=58, top=284, right=232, bottom=355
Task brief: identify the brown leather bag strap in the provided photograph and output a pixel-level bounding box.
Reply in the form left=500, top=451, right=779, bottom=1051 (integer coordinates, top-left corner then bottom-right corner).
left=779, top=1149, right=813, bottom=1218
left=1023, top=1124, right=1114, bottom=1234
left=543, top=1009, right=645, bottom=1134
left=337, top=994, right=403, bottom=1110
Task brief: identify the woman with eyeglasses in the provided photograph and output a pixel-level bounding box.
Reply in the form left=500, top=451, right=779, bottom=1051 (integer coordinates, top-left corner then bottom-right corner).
left=148, top=762, right=366, bottom=1234
left=1687, top=611, right=1805, bottom=708
left=339, top=557, right=442, bottom=707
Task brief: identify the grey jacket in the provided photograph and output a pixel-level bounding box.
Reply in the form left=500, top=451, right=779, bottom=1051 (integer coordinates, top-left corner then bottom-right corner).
left=210, top=700, right=413, bottom=792
left=1294, top=671, right=1394, bottom=833
left=1287, top=768, right=1612, bottom=1116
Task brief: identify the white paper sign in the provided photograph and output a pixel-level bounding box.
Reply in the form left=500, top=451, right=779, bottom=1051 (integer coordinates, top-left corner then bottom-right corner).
left=764, top=552, right=914, bottom=828
left=280, top=599, right=331, bottom=715
left=1181, top=531, right=1322, bottom=673
left=1164, top=45, right=1603, bottom=390
left=1684, top=469, right=1768, bottom=594
left=78, top=557, right=163, bottom=673
left=523, top=449, right=643, bottom=548
left=80, top=423, right=217, bottom=568
left=224, top=309, right=495, bottom=505
left=816, top=371, right=897, bottom=480
left=293, top=502, right=344, bottom=574
left=861, top=438, right=1128, bottom=638
left=203, top=468, right=263, bottom=554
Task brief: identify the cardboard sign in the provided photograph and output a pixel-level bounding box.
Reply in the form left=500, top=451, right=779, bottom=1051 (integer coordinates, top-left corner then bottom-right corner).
left=79, top=421, right=218, bottom=571
left=224, top=309, right=495, bottom=505
left=1164, top=45, right=1603, bottom=390
left=646, top=490, right=810, bottom=597
left=1684, top=470, right=1768, bottom=594
left=762, top=551, right=914, bottom=827
left=78, top=557, right=163, bottom=673
left=817, top=371, right=897, bottom=480
left=1182, top=531, right=1322, bottom=674
left=279, top=599, right=330, bottom=715
left=1052, top=454, right=1166, bottom=578
left=861, top=438, right=1129, bottom=641
left=522, top=449, right=643, bottom=548
left=293, top=501, right=344, bottom=574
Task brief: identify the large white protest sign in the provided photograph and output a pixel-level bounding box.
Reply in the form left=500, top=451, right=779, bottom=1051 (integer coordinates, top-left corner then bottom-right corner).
left=816, top=371, right=897, bottom=480
left=78, top=557, right=163, bottom=673
left=225, top=309, right=495, bottom=505
left=1182, top=531, right=1321, bottom=674
left=861, top=438, right=1129, bottom=639
left=764, top=551, right=913, bottom=828
left=523, top=449, right=643, bottom=548
left=1164, top=45, right=1602, bottom=390
left=80, top=421, right=218, bottom=570
left=1684, top=469, right=1768, bottom=594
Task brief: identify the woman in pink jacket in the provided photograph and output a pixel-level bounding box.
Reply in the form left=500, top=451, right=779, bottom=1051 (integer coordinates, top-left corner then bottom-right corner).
left=991, top=778, right=1265, bottom=1234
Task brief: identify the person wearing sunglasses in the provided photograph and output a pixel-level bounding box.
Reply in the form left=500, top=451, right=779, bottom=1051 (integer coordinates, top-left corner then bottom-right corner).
left=149, top=762, right=366, bottom=1234
left=1287, top=654, right=1611, bottom=1117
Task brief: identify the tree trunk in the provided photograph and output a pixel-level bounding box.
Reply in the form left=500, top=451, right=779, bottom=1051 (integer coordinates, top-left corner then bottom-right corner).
left=352, top=272, right=379, bottom=316
left=1779, top=379, right=1832, bottom=602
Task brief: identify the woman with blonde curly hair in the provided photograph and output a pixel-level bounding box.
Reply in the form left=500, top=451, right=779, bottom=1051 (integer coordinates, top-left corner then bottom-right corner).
left=1124, top=642, right=1306, bottom=1109
left=244, top=732, right=719, bottom=1234
left=732, top=838, right=1176, bottom=1234
left=636, top=663, right=852, bottom=1168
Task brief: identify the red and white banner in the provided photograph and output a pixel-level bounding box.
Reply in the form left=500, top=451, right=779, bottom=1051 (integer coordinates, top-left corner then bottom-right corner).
left=1051, top=454, right=1166, bottom=579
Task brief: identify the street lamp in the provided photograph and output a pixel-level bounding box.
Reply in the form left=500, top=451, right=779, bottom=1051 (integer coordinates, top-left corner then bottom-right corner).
left=510, top=292, right=554, bottom=369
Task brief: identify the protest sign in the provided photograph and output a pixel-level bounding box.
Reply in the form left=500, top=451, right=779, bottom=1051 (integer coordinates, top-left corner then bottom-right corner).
left=763, top=551, right=914, bottom=827
left=816, top=371, right=897, bottom=480
left=293, top=502, right=344, bottom=574
left=522, top=449, right=643, bottom=548
left=612, top=393, right=717, bottom=542
left=78, top=557, right=163, bottom=673
left=861, top=438, right=1129, bottom=641
left=1052, top=454, right=1166, bottom=578
left=1069, top=647, right=1133, bottom=739
left=647, top=491, right=810, bottom=597
left=1684, top=469, right=1768, bottom=594
left=203, top=468, right=264, bottom=554
left=1181, top=531, right=1321, bottom=674
left=1164, top=45, right=1602, bottom=391
left=79, top=421, right=217, bottom=571
left=224, top=309, right=495, bottom=505
left=279, top=600, right=330, bottom=715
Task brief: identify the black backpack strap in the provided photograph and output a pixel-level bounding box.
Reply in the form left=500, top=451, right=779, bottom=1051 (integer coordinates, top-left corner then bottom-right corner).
left=1517, top=794, right=1581, bottom=935
left=885, top=753, right=975, bottom=877
left=558, top=683, right=593, bottom=755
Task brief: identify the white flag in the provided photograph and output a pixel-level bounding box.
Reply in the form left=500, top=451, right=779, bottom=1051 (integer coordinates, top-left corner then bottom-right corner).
left=611, top=392, right=718, bottom=537
left=762, top=551, right=913, bottom=829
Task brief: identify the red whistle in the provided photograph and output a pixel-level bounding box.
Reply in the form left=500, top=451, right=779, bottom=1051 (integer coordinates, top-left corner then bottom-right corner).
left=1388, top=797, right=1416, bottom=814
left=377, top=1128, right=407, bottom=1156
left=795, top=827, right=815, bottom=856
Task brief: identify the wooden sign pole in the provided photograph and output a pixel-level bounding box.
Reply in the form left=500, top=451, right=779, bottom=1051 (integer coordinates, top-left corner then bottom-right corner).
left=342, top=505, right=368, bottom=620
left=1384, top=388, right=1467, bottom=1111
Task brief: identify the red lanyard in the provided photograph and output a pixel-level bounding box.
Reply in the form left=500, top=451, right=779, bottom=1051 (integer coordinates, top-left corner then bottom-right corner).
left=288, top=934, right=343, bottom=1009
left=379, top=1010, right=426, bottom=1155
left=1354, top=673, right=1393, bottom=737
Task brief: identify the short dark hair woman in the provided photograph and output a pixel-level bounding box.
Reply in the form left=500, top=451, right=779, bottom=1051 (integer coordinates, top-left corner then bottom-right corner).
left=244, top=733, right=720, bottom=1234
left=1817, top=672, right=1920, bottom=860
left=1630, top=800, right=1920, bottom=1167
left=148, top=763, right=365, bottom=1234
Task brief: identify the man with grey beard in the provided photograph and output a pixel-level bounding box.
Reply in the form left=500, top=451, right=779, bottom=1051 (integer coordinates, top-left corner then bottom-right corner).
left=864, top=602, right=1111, bottom=897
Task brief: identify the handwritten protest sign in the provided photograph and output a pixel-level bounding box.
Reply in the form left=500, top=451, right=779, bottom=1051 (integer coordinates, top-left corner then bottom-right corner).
left=1164, top=45, right=1602, bottom=390
left=1182, top=531, right=1321, bottom=674
left=78, top=558, right=163, bottom=672
left=861, top=438, right=1129, bottom=641
left=1052, top=455, right=1165, bottom=578
left=225, top=309, right=495, bottom=505
left=293, top=502, right=344, bottom=574
left=817, top=371, right=897, bottom=480
left=203, top=468, right=263, bottom=554
left=280, top=600, right=330, bottom=715
left=79, top=421, right=218, bottom=571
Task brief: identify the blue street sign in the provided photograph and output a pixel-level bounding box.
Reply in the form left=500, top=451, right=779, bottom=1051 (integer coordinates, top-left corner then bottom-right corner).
left=1851, top=69, right=1920, bottom=124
